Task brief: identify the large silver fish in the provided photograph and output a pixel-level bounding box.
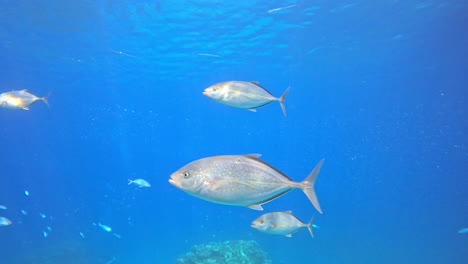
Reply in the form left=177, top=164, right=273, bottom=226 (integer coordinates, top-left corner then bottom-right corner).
left=251, top=211, right=314, bottom=238
left=0, top=89, right=48, bottom=110
left=169, top=154, right=324, bottom=213
left=203, top=81, right=290, bottom=116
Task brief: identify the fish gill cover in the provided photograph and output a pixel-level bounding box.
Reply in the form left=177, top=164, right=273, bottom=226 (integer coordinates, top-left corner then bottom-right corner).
left=0, top=0, right=467, bottom=264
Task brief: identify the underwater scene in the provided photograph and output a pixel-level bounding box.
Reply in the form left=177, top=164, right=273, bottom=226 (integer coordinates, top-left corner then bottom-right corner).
left=0, top=0, right=467, bottom=263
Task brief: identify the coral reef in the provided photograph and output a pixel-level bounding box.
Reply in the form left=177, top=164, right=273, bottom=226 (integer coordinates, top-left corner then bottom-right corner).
left=175, top=240, right=272, bottom=264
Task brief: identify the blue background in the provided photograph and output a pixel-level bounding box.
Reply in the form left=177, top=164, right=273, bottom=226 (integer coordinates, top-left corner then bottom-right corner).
left=0, top=0, right=467, bottom=263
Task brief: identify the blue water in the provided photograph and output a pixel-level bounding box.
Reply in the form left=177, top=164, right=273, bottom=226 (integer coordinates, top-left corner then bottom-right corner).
left=0, top=0, right=467, bottom=263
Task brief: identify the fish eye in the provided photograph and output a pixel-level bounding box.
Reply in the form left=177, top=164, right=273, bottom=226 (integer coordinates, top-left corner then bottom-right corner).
left=235, top=158, right=241, bottom=163
left=183, top=172, right=190, bottom=179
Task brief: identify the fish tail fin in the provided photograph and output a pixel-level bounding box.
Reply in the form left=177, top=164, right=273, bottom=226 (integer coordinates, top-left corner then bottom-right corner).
left=306, top=216, right=315, bottom=238
left=40, top=91, right=50, bottom=107
left=128, top=179, right=133, bottom=185
left=300, top=159, right=324, bottom=214
left=278, top=86, right=290, bottom=116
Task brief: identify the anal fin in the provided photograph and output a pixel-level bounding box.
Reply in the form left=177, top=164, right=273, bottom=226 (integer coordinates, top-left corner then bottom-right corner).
left=247, top=204, right=264, bottom=210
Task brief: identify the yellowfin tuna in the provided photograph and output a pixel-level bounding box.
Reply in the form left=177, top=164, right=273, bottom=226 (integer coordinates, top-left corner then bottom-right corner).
left=0, top=89, right=48, bottom=110
left=251, top=211, right=314, bottom=238
left=169, top=154, right=324, bottom=213
left=203, top=81, right=290, bottom=116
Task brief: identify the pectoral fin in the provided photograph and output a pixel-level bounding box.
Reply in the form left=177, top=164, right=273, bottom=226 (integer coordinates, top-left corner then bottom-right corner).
left=285, top=234, right=292, bottom=237
left=247, top=108, right=257, bottom=112
left=22, top=107, right=30, bottom=110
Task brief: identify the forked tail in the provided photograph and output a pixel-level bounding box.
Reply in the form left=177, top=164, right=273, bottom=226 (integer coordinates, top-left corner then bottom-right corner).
left=300, top=159, right=324, bottom=214
left=306, top=216, right=315, bottom=238
left=278, top=87, right=290, bottom=116
left=41, top=91, right=50, bottom=107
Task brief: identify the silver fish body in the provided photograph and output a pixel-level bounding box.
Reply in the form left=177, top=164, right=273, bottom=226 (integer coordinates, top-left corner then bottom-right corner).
left=0, top=90, right=48, bottom=110
left=169, top=154, right=323, bottom=213
left=128, top=178, right=151, bottom=187
left=203, top=81, right=290, bottom=116
left=0, top=216, right=12, bottom=226
left=251, top=211, right=314, bottom=237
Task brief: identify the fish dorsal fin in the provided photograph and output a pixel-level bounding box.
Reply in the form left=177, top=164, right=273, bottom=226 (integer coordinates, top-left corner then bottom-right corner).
left=285, top=210, right=293, bottom=214
left=243, top=154, right=262, bottom=159
left=249, top=81, right=260, bottom=85
left=247, top=203, right=264, bottom=210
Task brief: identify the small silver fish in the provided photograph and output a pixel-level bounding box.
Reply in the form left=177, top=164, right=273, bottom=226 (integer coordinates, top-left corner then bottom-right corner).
left=39, top=213, right=46, bottom=219
left=251, top=211, right=314, bottom=238
left=21, top=209, right=28, bottom=215
left=128, top=179, right=151, bottom=188
left=0, top=90, right=48, bottom=110
left=0, top=216, right=12, bottom=226
left=458, top=228, right=468, bottom=234
left=169, top=154, right=324, bottom=213
left=203, top=81, right=290, bottom=116
left=24, top=190, right=29, bottom=196
left=79, top=232, right=86, bottom=238
left=0, top=205, right=7, bottom=210
left=42, top=231, right=48, bottom=238
left=98, top=223, right=112, bottom=232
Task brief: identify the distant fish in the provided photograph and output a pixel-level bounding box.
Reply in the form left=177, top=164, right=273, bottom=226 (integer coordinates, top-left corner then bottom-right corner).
left=98, top=223, right=112, bottom=232
left=24, top=190, right=29, bottom=196
left=0, top=217, right=12, bottom=226
left=169, top=154, right=324, bottom=213
left=196, top=53, right=221, bottom=57
left=110, top=50, right=137, bottom=58
left=46, top=226, right=52, bottom=231
left=203, top=81, right=290, bottom=116
left=105, top=257, right=116, bottom=264
left=0, top=205, right=7, bottom=210
left=79, top=232, right=86, bottom=238
left=42, top=231, right=48, bottom=238
left=458, top=228, right=468, bottom=234
left=128, top=179, right=151, bottom=188
left=267, top=4, right=297, bottom=13
left=113, top=233, right=122, bottom=239
left=0, top=90, right=48, bottom=110
left=39, top=213, right=46, bottom=219
left=21, top=209, right=28, bottom=215
left=251, top=211, right=314, bottom=238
